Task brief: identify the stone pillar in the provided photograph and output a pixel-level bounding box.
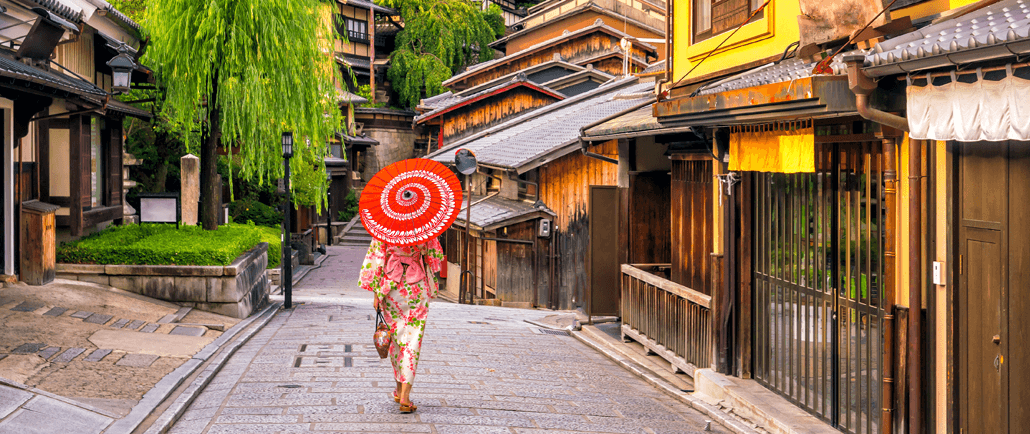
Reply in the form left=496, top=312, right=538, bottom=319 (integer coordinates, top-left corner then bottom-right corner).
left=181, top=154, right=200, bottom=226
left=122, top=152, right=141, bottom=224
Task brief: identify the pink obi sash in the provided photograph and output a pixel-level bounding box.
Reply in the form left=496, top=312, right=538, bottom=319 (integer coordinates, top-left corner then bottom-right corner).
left=385, top=250, right=426, bottom=285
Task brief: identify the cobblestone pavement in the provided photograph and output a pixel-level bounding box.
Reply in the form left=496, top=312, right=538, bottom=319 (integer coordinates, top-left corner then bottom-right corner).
left=168, top=244, right=728, bottom=433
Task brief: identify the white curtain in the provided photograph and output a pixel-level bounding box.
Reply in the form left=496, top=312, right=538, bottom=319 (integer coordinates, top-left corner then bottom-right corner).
left=907, top=65, right=1030, bottom=141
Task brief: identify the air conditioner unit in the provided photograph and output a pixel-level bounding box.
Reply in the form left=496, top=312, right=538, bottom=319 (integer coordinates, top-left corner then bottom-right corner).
left=538, top=219, right=552, bottom=238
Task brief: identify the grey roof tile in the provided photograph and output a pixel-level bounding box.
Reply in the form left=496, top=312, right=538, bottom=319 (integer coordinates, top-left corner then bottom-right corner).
left=457, top=195, right=555, bottom=229
left=0, top=54, right=107, bottom=99
left=427, top=78, right=654, bottom=170
left=694, top=51, right=858, bottom=96
left=415, top=76, right=564, bottom=123
left=864, top=0, right=1030, bottom=76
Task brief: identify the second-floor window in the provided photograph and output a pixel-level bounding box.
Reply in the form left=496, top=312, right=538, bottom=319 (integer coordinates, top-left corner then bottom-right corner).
left=340, top=16, right=369, bottom=43
left=694, top=0, right=764, bottom=43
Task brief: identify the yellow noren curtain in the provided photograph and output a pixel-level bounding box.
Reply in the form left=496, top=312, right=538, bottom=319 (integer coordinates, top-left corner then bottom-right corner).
left=729, top=127, right=815, bottom=173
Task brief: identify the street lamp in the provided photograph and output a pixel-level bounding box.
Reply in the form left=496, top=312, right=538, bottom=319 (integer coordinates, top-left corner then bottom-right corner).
left=282, top=132, right=293, bottom=309
left=326, top=170, right=333, bottom=247
left=106, top=44, right=136, bottom=94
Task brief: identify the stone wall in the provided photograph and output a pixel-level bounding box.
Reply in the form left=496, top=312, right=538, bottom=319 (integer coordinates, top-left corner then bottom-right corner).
left=56, top=243, right=271, bottom=318
left=363, top=127, right=418, bottom=182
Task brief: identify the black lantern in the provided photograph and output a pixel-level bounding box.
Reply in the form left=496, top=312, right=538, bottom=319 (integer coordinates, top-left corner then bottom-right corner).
left=106, top=44, right=136, bottom=94
left=281, top=132, right=293, bottom=158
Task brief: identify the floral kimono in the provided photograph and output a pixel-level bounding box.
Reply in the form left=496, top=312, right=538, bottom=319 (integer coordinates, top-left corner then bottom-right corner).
left=359, top=238, right=444, bottom=384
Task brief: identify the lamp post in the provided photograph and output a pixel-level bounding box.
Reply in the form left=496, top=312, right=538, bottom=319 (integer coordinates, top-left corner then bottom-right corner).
left=106, top=44, right=136, bottom=94
left=282, top=132, right=293, bottom=309
left=326, top=170, right=333, bottom=247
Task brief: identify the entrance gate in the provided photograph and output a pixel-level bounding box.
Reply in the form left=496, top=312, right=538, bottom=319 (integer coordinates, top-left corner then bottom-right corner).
left=752, top=140, right=884, bottom=434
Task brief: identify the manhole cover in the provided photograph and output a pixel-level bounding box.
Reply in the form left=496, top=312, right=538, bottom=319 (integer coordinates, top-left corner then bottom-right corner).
left=539, top=328, right=570, bottom=336
left=277, top=384, right=301, bottom=388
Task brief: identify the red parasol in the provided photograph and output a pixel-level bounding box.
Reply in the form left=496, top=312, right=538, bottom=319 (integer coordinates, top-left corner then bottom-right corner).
left=359, top=158, right=463, bottom=246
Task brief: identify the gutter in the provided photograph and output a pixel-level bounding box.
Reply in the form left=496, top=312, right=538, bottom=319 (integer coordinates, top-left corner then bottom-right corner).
left=843, top=54, right=909, bottom=132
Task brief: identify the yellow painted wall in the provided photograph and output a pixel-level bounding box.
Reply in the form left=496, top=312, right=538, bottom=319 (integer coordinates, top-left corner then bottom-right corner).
left=935, top=139, right=947, bottom=434
left=672, top=0, right=801, bottom=83
left=891, top=0, right=983, bottom=22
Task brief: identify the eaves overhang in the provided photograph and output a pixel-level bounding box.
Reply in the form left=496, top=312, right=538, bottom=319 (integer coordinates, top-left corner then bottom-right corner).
left=654, top=76, right=870, bottom=127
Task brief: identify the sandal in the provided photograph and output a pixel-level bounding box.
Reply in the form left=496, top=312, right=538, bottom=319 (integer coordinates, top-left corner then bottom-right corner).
left=399, top=401, right=418, bottom=413
left=392, top=391, right=400, bottom=403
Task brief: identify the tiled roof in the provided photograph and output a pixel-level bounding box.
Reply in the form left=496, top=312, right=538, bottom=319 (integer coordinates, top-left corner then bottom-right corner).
left=94, top=0, right=142, bottom=34
left=427, top=77, right=654, bottom=171
left=863, top=0, right=1030, bottom=77
left=414, top=76, right=564, bottom=123
left=640, top=61, right=666, bottom=75
left=337, top=55, right=371, bottom=70
left=107, top=99, right=152, bottom=119
left=456, top=195, right=555, bottom=230
left=343, top=0, right=398, bottom=15
left=444, top=20, right=656, bottom=87
left=337, top=132, right=378, bottom=146
left=26, top=0, right=82, bottom=23
left=583, top=104, right=659, bottom=137
left=0, top=54, right=107, bottom=99
left=694, top=52, right=856, bottom=96
left=337, top=88, right=368, bottom=105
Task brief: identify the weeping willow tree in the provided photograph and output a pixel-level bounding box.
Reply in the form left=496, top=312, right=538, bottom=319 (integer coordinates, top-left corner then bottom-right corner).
left=145, top=0, right=344, bottom=230
left=380, top=0, right=505, bottom=108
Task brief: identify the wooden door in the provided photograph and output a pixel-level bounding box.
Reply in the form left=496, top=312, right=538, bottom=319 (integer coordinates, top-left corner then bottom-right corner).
left=957, top=141, right=1030, bottom=433
left=587, top=185, right=620, bottom=318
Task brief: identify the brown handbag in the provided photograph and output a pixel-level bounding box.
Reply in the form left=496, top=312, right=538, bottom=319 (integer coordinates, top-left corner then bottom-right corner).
left=373, top=307, right=391, bottom=359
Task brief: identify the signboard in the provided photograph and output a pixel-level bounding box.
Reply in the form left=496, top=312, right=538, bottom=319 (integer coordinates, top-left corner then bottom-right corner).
left=138, top=193, right=180, bottom=228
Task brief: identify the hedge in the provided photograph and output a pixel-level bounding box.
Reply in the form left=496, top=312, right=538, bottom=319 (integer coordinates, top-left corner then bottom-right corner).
left=57, top=223, right=281, bottom=269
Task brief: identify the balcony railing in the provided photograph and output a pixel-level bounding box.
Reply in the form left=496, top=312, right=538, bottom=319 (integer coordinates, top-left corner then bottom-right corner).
left=347, top=30, right=370, bottom=44
left=621, top=264, right=712, bottom=374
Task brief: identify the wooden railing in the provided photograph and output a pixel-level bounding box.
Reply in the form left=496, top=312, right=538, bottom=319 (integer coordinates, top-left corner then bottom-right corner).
left=621, top=263, right=712, bottom=375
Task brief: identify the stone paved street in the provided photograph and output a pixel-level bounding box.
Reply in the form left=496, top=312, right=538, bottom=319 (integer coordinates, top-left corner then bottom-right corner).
left=167, top=244, right=729, bottom=433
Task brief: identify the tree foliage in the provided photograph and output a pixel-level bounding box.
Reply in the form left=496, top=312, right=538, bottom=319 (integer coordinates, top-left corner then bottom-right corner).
left=381, top=0, right=505, bottom=108
left=145, top=0, right=344, bottom=224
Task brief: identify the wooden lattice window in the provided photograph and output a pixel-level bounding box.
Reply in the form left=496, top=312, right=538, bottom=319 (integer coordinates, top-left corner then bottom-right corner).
left=693, top=0, right=764, bottom=43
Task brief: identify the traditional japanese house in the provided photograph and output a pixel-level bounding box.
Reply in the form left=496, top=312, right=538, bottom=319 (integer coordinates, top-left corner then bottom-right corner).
left=334, top=0, right=397, bottom=103
left=487, top=0, right=528, bottom=27
left=0, top=0, right=151, bottom=281
left=428, top=76, right=653, bottom=310
left=442, top=19, right=658, bottom=92
left=415, top=56, right=616, bottom=149
left=583, top=0, right=1020, bottom=432
left=492, top=0, right=666, bottom=57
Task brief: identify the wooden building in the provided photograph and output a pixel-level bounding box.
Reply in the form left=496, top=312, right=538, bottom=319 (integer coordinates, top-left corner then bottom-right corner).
left=493, top=0, right=666, bottom=58
left=416, top=57, right=614, bottom=149
left=334, top=0, right=398, bottom=103
left=442, top=19, right=658, bottom=92
left=0, top=0, right=151, bottom=280
left=428, top=77, right=653, bottom=310
left=576, top=0, right=1030, bottom=432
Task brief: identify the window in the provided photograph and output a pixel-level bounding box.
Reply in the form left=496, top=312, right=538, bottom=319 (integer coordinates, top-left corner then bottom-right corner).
left=90, top=116, right=104, bottom=208
left=338, top=15, right=369, bottom=43
left=693, top=0, right=764, bottom=43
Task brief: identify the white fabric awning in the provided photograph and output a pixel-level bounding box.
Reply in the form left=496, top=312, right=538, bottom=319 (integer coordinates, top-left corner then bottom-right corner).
left=907, top=66, right=1030, bottom=142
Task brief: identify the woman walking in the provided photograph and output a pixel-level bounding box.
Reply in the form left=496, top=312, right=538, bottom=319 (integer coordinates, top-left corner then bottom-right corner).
left=359, top=237, right=445, bottom=413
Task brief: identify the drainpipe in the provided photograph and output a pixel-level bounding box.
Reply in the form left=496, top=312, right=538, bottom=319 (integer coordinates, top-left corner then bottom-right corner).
left=844, top=54, right=920, bottom=433
left=843, top=55, right=909, bottom=133
left=881, top=137, right=898, bottom=434
left=907, top=139, right=923, bottom=434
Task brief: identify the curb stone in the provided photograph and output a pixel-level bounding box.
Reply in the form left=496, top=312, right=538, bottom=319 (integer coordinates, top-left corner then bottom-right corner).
left=570, top=329, right=761, bottom=434
left=103, top=301, right=283, bottom=434
left=141, top=301, right=282, bottom=434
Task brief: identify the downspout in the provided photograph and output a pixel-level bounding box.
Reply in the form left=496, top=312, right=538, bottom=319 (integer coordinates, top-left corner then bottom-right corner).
left=843, top=55, right=909, bottom=133
left=844, top=55, right=920, bottom=433
left=907, top=139, right=923, bottom=434
left=882, top=137, right=898, bottom=434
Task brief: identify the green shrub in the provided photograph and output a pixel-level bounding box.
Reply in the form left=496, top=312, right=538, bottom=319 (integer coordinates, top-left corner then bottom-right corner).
left=338, top=189, right=359, bottom=222
left=255, top=225, right=282, bottom=269
left=57, top=223, right=280, bottom=269
left=229, top=198, right=282, bottom=228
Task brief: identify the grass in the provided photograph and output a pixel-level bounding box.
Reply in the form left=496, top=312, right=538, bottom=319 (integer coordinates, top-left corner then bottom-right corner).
left=57, top=223, right=282, bottom=269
